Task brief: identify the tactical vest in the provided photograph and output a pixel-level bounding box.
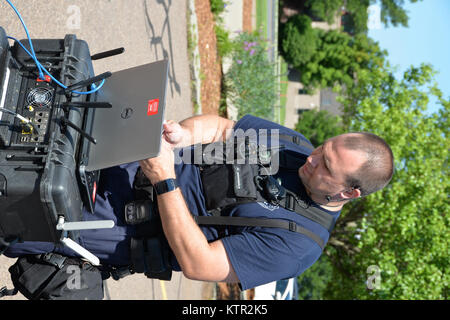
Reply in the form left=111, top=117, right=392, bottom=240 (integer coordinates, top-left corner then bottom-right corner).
left=192, top=133, right=335, bottom=250
left=126, top=132, right=336, bottom=281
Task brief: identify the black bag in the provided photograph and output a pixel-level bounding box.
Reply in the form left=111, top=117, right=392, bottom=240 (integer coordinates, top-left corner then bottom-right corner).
left=8, top=253, right=104, bottom=300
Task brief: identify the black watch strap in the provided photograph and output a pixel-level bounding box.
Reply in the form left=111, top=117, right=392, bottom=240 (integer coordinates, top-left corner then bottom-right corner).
left=154, top=178, right=179, bottom=195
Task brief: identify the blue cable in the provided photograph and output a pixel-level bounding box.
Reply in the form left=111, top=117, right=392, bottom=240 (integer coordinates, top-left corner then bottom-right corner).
left=5, top=0, right=105, bottom=95
left=5, top=0, right=44, bottom=80
left=8, top=36, right=105, bottom=95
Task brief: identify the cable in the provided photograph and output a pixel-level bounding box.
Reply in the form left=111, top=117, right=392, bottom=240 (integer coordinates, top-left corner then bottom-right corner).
left=0, top=107, right=40, bottom=134
left=7, top=36, right=105, bottom=95
left=5, top=0, right=44, bottom=80
left=5, top=0, right=105, bottom=95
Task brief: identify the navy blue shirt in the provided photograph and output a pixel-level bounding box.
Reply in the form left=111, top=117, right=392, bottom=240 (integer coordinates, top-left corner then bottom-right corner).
left=213, top=115, right=341, bottom=289
left=5, top=115, right=340, bottom=290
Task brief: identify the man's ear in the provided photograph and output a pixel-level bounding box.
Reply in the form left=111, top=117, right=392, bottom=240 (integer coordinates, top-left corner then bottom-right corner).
left=341, top=188, right=361, bottom=200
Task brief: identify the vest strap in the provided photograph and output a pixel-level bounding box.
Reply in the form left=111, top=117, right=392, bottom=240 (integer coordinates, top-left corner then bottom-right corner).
left=194, top=215, right=325, bottom=250
left=279, top=192, right=335, bottom=232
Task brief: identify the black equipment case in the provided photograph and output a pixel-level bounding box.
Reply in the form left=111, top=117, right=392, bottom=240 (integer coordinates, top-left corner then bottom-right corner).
left=0, top=26, right=99, bottom=243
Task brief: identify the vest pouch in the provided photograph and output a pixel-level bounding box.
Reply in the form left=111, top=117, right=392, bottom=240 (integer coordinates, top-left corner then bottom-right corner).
left=232, top=164, right=258, bottom=198
left=130, top=235, right=172, bottom=281
left=200, top=164, right=258, bottom=211
left=8, top=253, right=104, bottom=300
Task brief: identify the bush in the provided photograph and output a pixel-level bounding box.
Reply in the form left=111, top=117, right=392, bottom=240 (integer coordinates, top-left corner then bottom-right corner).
left=210, top=0, right=228, bottom=19
left=294, top=109, right=344, bottom=147
left=297, top=254, right=334, bottom=300
left=214, top=25, right=235, bottom=58
left=280, top=14, right=318, bottom=68
left=225, top=31, right=278, bottom=119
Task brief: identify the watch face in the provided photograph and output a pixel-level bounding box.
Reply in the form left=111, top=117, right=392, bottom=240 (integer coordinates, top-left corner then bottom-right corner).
left=156, top=178, right=178, bottom=195
left=166, top=179, right=175, bottom=189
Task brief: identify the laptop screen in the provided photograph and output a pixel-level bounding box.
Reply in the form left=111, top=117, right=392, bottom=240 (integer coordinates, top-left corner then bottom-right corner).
left=83, top=60, right=169, bottom=171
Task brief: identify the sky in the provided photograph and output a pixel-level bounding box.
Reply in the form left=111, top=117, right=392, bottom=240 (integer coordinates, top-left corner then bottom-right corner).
left=367, top=0, right=450, bottom=114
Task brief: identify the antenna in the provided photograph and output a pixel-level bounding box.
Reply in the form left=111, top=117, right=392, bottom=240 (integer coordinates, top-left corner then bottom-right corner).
left=60, top=101, right=112, bottom=109
left=91, top=47, right=125, bottom=61
left=60, top=116, right=97, bottom=144
left=64, top=72, right=112, bottom=93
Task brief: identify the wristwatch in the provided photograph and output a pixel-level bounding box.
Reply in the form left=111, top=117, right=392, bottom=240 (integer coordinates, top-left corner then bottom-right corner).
left=154, top=178, right=179, bottom=195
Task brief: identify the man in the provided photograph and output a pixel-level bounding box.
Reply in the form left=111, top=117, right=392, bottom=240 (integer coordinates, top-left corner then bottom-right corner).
left=4, top=114, right=394, bottom=291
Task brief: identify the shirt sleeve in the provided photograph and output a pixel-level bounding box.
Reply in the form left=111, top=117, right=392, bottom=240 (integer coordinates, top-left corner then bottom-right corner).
left=221, top=227, right=319, bottom=290
left=234, top=114, right=315, bottom=153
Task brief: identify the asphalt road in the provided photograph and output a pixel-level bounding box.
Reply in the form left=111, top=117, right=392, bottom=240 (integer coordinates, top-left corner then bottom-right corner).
left=0, top=0, right=214, bottom=300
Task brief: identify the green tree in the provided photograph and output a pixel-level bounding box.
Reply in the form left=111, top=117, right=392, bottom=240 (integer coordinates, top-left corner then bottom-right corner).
left=294, top=109, right=345, bottom=147
left=379, top=0, right=421, bottom=28
left=280, top=14, right=318, bottom=68
left=297, top=254, right=334, bottom=300
left=304, top=0, right=342, bottom=24
left=300, top=0, right=422, bottom=34
left=298, top=30, right=386, bottom=92
left=323, top=62, right=449, bottom=299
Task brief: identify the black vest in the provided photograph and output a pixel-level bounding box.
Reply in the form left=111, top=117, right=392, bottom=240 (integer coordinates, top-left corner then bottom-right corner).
left=192, top=133, right=335, bottom=250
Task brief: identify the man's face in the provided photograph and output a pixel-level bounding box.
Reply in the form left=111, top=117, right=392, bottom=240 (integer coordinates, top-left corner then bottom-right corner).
left=298, top=134, right=366, bottom=204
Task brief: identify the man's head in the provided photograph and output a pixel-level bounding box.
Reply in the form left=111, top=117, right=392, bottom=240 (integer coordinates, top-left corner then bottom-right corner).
left=298, top=132, right=394, bottom=207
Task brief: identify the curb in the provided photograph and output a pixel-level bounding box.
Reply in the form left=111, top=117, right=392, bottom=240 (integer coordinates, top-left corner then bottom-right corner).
left=187, top=0, right=203, bottom=115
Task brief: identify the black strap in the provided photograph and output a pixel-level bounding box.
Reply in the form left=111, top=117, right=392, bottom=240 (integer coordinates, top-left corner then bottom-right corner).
left=194, top=215, right=325, bottom=250
left=0, top=286, right=18, bottom=298
left=133, top=167, right=155, bottom=201
left=275, top=144, right=335, bottom=232
left=0, top=237, right=19, bottom=256
left=280, top=193, right=335, bottom=232
left=38, top=253, right=67, bottom=269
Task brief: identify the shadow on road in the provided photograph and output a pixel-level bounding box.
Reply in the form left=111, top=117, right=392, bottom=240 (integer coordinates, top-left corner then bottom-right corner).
left=143, top=0, right=181, bottom=98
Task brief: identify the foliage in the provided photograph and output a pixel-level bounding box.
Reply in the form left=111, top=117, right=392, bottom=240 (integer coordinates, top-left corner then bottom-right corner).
left=209, top=0, right=228, bottom=20
left=280, top=14, right=318, bottom=68
left=343, top=0, right=371, bottom=34
left=294, top=109, right=345, bottom=147
left=304, top=0, right=342, bottom=24
left=297, top=30, right=387, bottom=92
left=300, top=0, right=422, bottom=34
left=214, top=24, right=236, bottom=58
left=324, top=62, right=449, bottom=299
left=224, top=31, right=278, bottom=119
left=379, top=0, right=421, bottom=28
left=297, top=254, right=334, bottom=300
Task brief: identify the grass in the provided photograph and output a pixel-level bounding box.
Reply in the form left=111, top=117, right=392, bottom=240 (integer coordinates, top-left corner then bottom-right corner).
left=279, top=57, right=288, bottom=125
left=256, top=0, right=268, bottom=36
left=255, top=0, right=288, bottom=125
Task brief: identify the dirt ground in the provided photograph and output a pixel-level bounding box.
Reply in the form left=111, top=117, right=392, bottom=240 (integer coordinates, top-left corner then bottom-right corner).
left=194, top=0, right=222, bottom=115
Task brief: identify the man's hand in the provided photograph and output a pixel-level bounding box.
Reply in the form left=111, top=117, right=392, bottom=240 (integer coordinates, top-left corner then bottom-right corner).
left=139, top=139, right=176, bottom=184
left=161, top=116, right=235, bottom=149
left=163, top=120, right=189, bottom=148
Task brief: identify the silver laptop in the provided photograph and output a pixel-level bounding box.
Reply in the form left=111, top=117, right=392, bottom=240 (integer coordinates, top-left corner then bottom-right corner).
left=83, top=60, right=169, bottom=171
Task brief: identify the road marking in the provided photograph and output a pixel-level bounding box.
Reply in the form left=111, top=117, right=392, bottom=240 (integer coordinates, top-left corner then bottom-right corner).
left=160, top=280, right=168, bottom=300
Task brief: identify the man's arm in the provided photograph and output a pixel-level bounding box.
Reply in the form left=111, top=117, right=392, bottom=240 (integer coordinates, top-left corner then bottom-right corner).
left=157, top=188, right=238, bottom=282
left=139, top=139, right=239, bottom=282
left=164, top=115, right=235, bottom=148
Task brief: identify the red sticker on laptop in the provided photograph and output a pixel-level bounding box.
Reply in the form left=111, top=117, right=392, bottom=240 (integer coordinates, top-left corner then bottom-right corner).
left=92, top=181, right=97, bottom=204
left=147, top=98, right=159, bottom=116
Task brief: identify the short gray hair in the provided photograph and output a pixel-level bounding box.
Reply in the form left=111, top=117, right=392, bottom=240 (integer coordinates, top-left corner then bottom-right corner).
left=342, top=132, right=394, bottom=197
